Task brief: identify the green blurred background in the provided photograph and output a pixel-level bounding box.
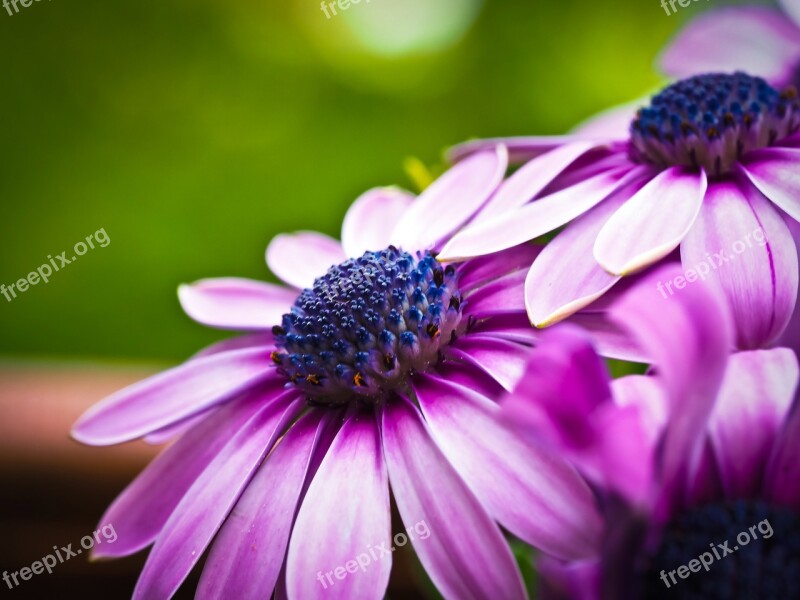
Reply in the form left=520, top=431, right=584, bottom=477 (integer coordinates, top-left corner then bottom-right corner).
left=0, top=0, right=723, bottom=364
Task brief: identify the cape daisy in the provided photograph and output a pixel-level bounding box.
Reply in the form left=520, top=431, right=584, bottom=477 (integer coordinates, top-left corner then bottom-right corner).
left=503, top=265, right=800, bottom=599
left=438, top=72, right=800, bottom=350
left=72, top=149, right=613, bottom=600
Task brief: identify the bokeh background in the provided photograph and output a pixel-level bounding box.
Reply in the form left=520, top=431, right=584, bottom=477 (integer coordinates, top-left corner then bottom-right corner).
left=0, top=0, right=769, bottom=597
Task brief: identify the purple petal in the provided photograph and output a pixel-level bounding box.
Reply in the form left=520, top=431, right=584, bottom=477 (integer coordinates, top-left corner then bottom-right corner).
left=341, top=187, right=414, bottom=257
left=447, top=136, right=585, bottom=165
left=266, top=232, right=345, bottom=290
left=659, top=7, right=800, bottom=85
left=143, top=410, right=213, bottom=446
left=740, top=147, right=800, bottom=223
left=286, top=412, right=391, bottom=600
left=178, top=278, right=296, bottom=330
left=594, top=167, right=707, bottom=275
left=610, top=265, right=733, bottom=511
left=766, top=391, right=800, bottom=505
left=197, top=411, right=326, bottom=600
left=92, top=391, right=271, bottom=559
left=680, top=179, right=799, bottom=349
left=446, top=335, right=530, bottom=392
left=781, top=0, right=800, bottom=27
left=525, top=182, right=639, bottom=326
left=560, top=312, right=648, bottom=363
left=72, top=347, right=282, bottom=445
left=415, top=372, right=603, bottom=560
left=457, top=243, right=542, bottom=293
left=438, top=166, right=640, bottom=261
left=571, top=102, right=640, bottom=139
left=132, top=395, right=303, bottom=599
left=710, top=348, right=798, bottom=498
left=502, top=325, right=611, bottom=453
left=467, top=313, right=539, bottom=346
left=538, top=556, right=600, bottom=600
left=462, top=269, right=528, bottom=318
left=477, top=142, right=602, bottom=220
left=381, top=397, right=528, bottom=600
left=190, top=333, right=275, bottom=359
left=392, top=146, right=507, bottom=251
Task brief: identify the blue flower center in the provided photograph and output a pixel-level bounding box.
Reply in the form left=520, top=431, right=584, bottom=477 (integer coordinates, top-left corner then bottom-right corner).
left=639, top=499, right=800, bottom=599
left=630, top=72, right=799, bottom=176
left=271, top=247, right=464, bottom=406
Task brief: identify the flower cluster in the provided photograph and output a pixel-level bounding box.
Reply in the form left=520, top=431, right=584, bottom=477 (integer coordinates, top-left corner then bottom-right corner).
left=72, top=4, right=800, bottom=599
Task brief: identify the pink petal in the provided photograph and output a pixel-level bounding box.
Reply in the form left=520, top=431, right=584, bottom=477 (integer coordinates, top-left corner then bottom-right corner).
left=382, top=397, right=527, bottom=600
left=132, top=396, right=304, bottom=599
left=659, top=6, right=800, bottom=84
left=477, top=141, right=603, bottom=220
left=594, top=167, right=707, bottom=275
left=341, top=187, right=414, bottom=258
left=740, top=147, right=800, bottom=223
left=680, top=179, right=799, bottom=349
left=286, top=412, right=391, bottom=600
left=438, top=166, right=639, bottom=261
left=392, top=146, right=507, bottom=251
left=416, top=373, right=603, bottom=560
left=266, top=232, right=346, bottom=290
left=447, top=136, right=584, bottom=165
left=72, top=348, right=282, bottom=445
left=525, top=182, right=639, bottom=326
left=197, top=411, right=326, bottom=600
left=178, top=278, right=296, bottom=330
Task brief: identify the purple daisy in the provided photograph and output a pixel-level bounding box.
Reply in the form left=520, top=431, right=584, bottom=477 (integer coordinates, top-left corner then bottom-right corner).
left=437, top=72, right=800, bottom=350
left=502, top=265, right=800, bottom=599
left=660, top=1, right=800, bottom=89
left=71, top=149, right=616, bottom=599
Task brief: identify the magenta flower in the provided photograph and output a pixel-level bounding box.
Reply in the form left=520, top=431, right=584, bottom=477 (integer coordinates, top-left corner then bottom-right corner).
left=71, top=149, right=614, bottom=600
left=502, top=265, right=800, bottom=599
left=660, top=2, right=800, bottom=88
left=438, top=72, right=800, bottom=350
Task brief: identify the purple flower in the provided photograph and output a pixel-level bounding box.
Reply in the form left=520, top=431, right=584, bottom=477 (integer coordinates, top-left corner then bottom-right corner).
left=71, top=149, right=616, bottom=600
left=438, top=72, right=800, bottom=350
left=660, top=2, right=800, bottom=89
left=502, top=265, right=800, bottom=599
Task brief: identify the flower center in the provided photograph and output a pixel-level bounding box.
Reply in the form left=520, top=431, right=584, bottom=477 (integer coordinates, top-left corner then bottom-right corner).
left=639, top=499, right=800, bottom=599
left=271, top=247, right=464, bottom=407
left=630, top=72, right=799, bottom=176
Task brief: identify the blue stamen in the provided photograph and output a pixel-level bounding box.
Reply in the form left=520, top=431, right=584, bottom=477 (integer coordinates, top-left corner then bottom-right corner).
left=630, top=72, right=799, bottom=176
left=272, top=247, right=464, bottom=406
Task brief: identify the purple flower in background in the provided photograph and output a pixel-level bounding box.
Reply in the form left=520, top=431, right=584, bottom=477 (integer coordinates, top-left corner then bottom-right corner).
left=502, top=265, right=800, bottom=599
left=438, top=72, right=800, bottom=350
left=71, top=148, right=615, bottom=600
left=660, top=1, right=800, bottom=89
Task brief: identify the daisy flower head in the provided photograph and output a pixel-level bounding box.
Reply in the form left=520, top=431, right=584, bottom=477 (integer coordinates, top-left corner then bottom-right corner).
left=502, top=264, right=800, bottom=599
left=72, top=148, right=609, bottom=600
left=660, top=0, right=800, bottom=89
left=439, top=71, right=800, bottom=351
